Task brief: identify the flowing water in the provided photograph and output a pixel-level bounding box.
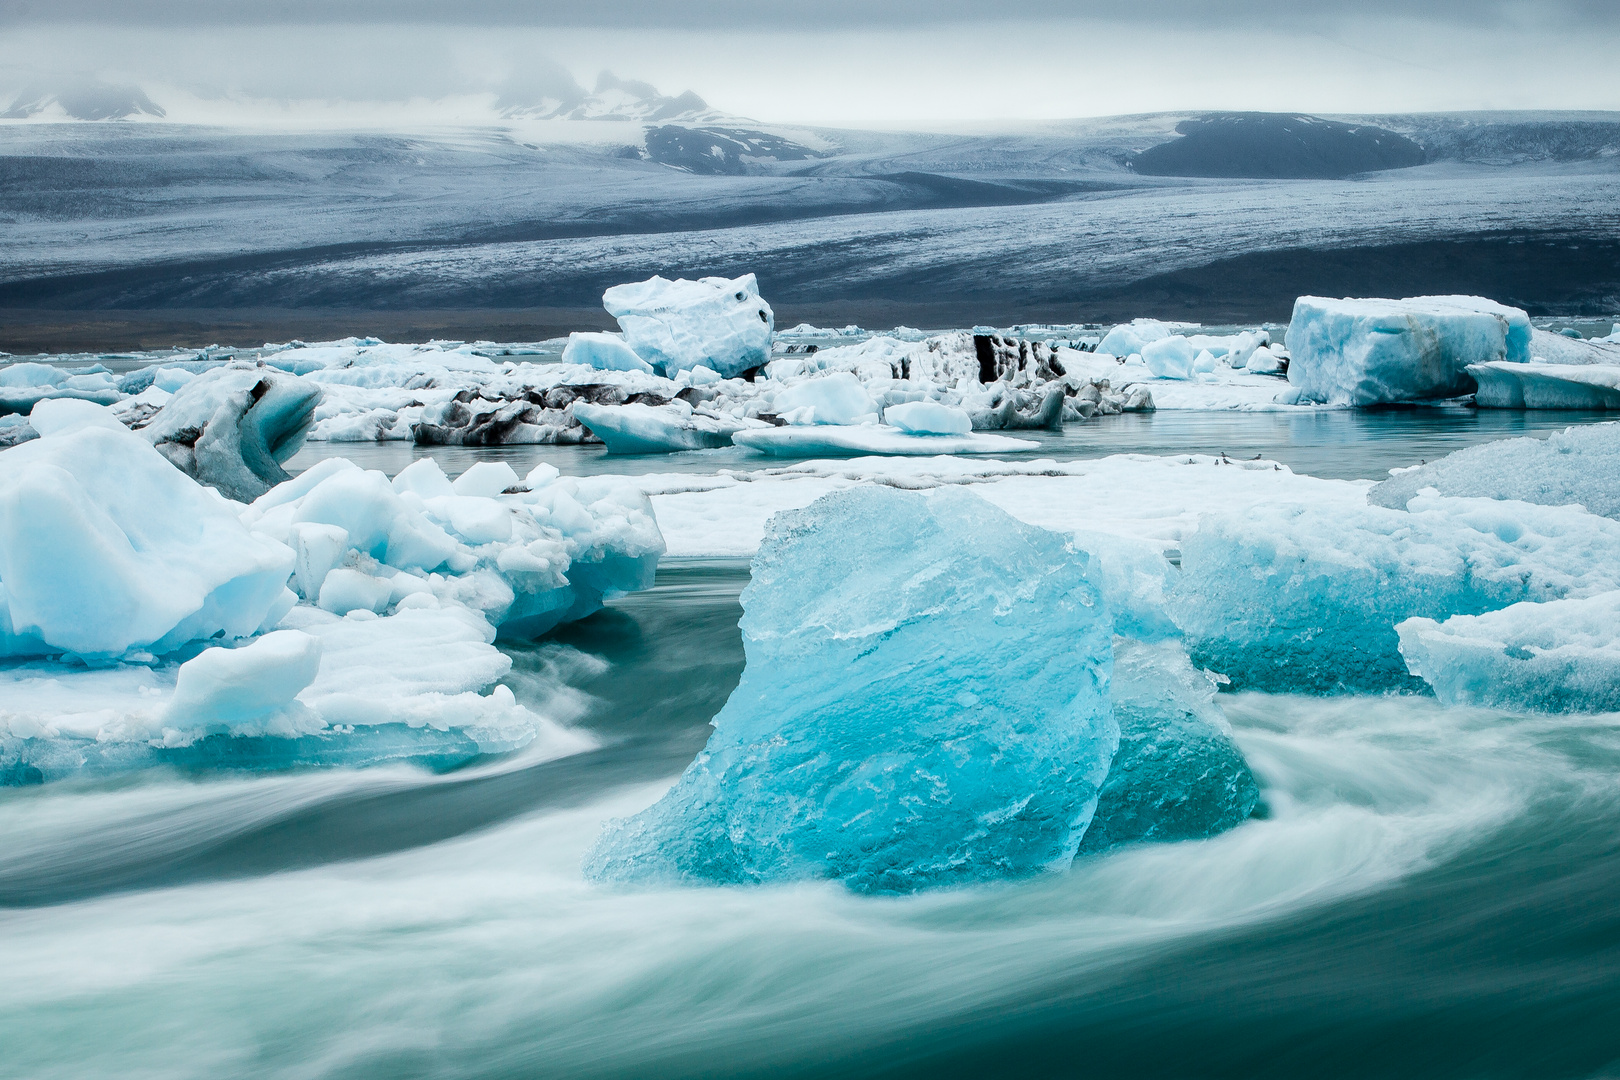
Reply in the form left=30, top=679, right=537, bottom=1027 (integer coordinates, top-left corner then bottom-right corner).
left=4, top=414, right=1620, bottom=1078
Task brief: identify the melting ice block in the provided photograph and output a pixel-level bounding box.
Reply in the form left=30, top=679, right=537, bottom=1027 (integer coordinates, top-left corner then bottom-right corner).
left=0, top=422, right=295, bottom=660
left=1368, top=421, right=1620, bottom=520
left=165, top=630, right=322, bottom=731
left=602, top=274, right=774, bottom=378
left=141, top=362, right=322, bottom=502
left=585, top=486, right=1119, bottom=894
left=1140, top=336, right=1198, bottom=380
left=1285, top=295, right=1532, bottom=406
left=1173, top=494, right=1620, bottom=692
left=771, top=372, right=878, bottom=425
left=1398, top=592, right=1620, bottom=714
left=573, top=401, right=751, bottom=454
left=883, top=400, right=973, bottom=435
left=1468, top=361, right=1620, bottom=411
left=560, top=332, right=655, bottom=373
left=1097, top=319, right=1175, bottom=359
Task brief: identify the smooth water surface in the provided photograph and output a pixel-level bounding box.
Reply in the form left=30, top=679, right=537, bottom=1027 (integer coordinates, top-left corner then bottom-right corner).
left=286, top=407, right=1618, bottom=482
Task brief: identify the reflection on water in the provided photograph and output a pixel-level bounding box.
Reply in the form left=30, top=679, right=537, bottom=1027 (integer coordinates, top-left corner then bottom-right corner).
left=286, top=407, right=1617, bottom=482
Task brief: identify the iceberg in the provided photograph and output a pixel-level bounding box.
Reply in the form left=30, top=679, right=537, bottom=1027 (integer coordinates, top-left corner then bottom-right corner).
left=242, top=458, right=664, bottom=640
left=884, top=400, right=973, bottom=435
left=1468, top=361, right=1620, bottom=410
left=771, top=371, right=879, bottom=425
left=732, top=426, right=1039, bottom=457
left=602, top=273, right=775, bottom=378
left=139, top=362, right=322, bottom=502
left=165, top=630, right=322, bottom=732
left=560, top=332, right=655, bottom=374
left=1140, top=336, right=1198, bottom=380
left=585, top=487, right=1119, bottom=894
left=1285, top=295, right=1532, bottom=406
left=1368, top=421, right=1620, bottom=520
left=0, top=420, right=295, bottom=661
left=573, top=401, right=755, bottom=454
left=1078, top=638, right=1259, bottom=854
left=1173, top=494, right=1620, bottom=692
left=1097, top=319, right=1174, bottom=359
left=1398, top=592, right=1620, bottom=714
left=0, top=362, right=123, bottom=416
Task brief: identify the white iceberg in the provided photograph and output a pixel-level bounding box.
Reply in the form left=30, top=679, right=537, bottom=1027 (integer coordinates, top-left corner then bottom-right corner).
left=1285, top=295, right=1532, bottom=406
left=883, top=400, right=973, bottom=435
left=771, top=371, right=878, bottom=425
left=0, top=421, right=295, bottom=661
left=1140, top=336, right=1198, bottom=380
left=1368, top=421, right=1620, bottom=519
left=561, top=332, right=655, bottom=374
left=584, top=487, right=1119, bottom=894
left=1398, top=592, right=1620, bottom=714
left=165, top=630, right=322, bottom=731
left=0, top=362, right=123, bottom=416
left=602, top=273, right=774, bottom=378
left=1097, top=319, right=1175, bottom=359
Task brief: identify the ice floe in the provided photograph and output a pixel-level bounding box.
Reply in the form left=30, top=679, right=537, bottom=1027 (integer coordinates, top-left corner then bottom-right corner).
left=1398, top=592, right=1620, bottom=713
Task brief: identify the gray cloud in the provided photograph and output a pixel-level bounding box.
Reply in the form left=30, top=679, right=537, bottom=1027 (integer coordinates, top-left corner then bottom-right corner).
left=1, top=0, right=1615, bottom=29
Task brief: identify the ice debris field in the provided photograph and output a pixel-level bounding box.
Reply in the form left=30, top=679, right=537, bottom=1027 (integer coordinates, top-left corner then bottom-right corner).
left=3, top=275, right=1620, bottom=893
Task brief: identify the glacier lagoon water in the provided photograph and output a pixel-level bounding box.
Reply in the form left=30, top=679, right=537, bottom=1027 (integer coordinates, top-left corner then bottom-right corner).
left=3, top=560, right=1619, bottom=1078
left=285, top=406, right=1619, bottom=482
left=7, top=406, right=1620, bottom=1076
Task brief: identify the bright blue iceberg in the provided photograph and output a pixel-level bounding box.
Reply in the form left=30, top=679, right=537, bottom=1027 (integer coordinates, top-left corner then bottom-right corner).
left=1078, top=638, right=1259, bottom=854
left=1173, top=494, right=1620, bottom=692
left=585, top=486, right=1119, bottom=894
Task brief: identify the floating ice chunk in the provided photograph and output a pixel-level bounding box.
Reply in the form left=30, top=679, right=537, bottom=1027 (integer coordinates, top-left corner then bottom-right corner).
left=1193, top=349, right=1219, bottom=374
left=602, top=273, right=774, bottom=378
left=1097, top=319, right=1174, bottom=359
left=317, top=569, right=393, bottom=616
left=1368, top=421, right=1620, bottom=519
left=0, top=424, right=294, bottom=660
left=771, top=372, right=878, bottom=425
left=884, top=400, right=973, bottom=435
left=391, top=457, right=456, bottom=499
left=1173, top=494, right=1620, bottom=692
left=1398, top=592, right=1620, bottom=713
left=1141, top=336, right=1198, bottom=380
left=733, top=426, right=1038, bottom=457
left=452, top=461, right=521, bottom=498
left=141, top=362, right=322, bottom=501
left=561, top=331, right=655, bottom=373
left=1245, top=345, right=1286, bottom=374
left=1078, top=638, right=1259, bottom=854
left=0, top=363, right=123, bottom=415
left=1469, top=361, right=1620, bottom=410
left=165, top=630, right=322, bottom=733
left=573, top=401, right=745, bottom=453
left=1525, top=328, right=1620, bottom=366
left=291, top=523, right=347, bottom=600
left=585, top=487, right=1118, bottom=894
left=25, top=398, right=126, bottom=437
left=1072, top=531, right=1180, bottom=642
left=1285, top=295, right=1532, bottom=406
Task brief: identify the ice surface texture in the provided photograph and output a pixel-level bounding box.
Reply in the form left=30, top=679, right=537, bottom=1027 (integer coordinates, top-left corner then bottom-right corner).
left=1078, top=639, right=1259, bottom=853
left=603, top=273, right=775, bottom=378
left=0, top=423, right=295, bottom=660
left=1174, top=494, right=1620, bottom=692
left=1398, top=592, right=1620, bottom=714
left=1369, top=421, right=1620, bottom=520
left=1285, top=295, right=1532, bottom=406
left=586, top=487, right=1119, bottom=894
left=1470, top=362, right=1620, bottom=410
left=142, top=363, right=322, bottom=501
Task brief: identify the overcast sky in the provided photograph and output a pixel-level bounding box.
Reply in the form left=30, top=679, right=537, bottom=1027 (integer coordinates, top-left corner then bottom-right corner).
left=3, top=1, right=1618, bottom=126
